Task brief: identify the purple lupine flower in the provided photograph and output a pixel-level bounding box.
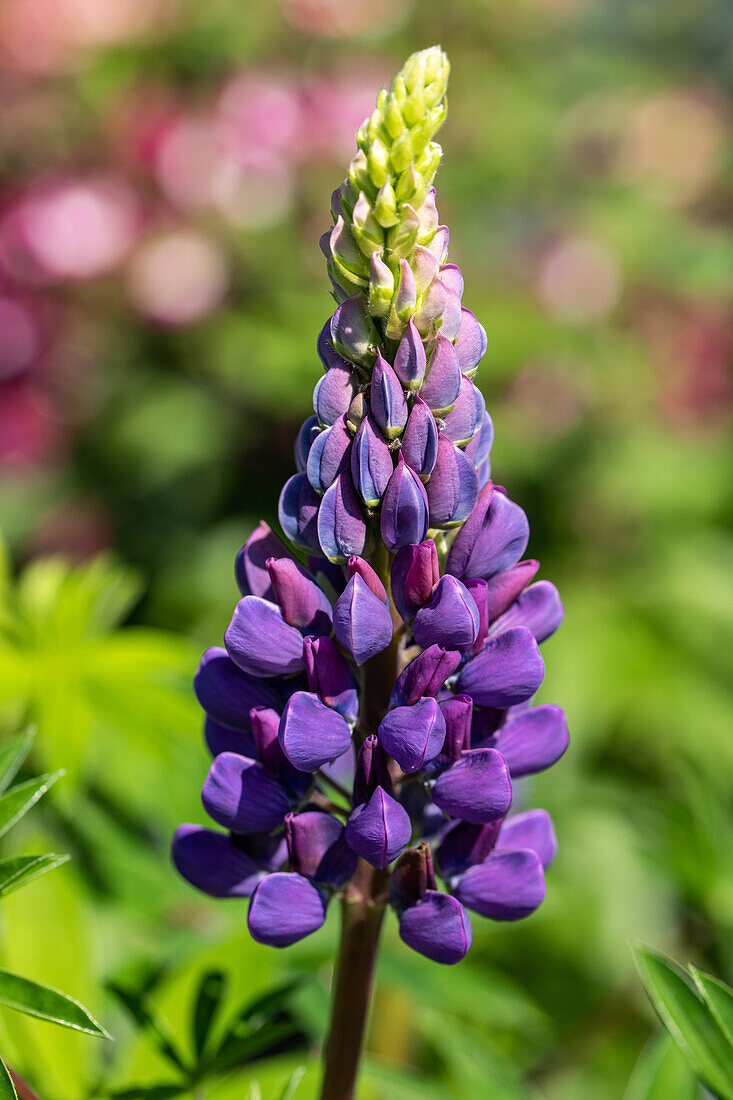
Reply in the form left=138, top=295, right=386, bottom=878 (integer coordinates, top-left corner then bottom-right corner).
left=175, top=46, right=566, bottom=973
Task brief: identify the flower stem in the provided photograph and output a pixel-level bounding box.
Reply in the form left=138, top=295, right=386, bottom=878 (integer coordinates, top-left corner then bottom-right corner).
left=319, top=860, right=389, bottom=1100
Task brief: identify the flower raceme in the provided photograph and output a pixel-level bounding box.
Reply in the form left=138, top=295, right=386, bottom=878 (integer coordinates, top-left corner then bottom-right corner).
left=173, top=47, right=567, bottom=965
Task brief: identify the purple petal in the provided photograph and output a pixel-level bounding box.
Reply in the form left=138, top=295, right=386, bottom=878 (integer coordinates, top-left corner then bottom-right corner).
left=485, top=560, right=539, bottom=621
left=317, top=471, right=368, bottom=563
left=394, top=319, right=427, bottom=390
left=333, top=574, right=393, bottom=666
left=439, top=694, right=473, bottom=762
left=414, top=275, right=448, bottom=335
left=266, top=557, right=332, bottom=636
left=390, top=540, right=439, bottom=621
left=353, top=734, right=393, bottom=804
left=235, top=521, right=291, bottom=599
left=278, top=473, right=321, bottom=554
left=399, top=891, right=472, bottom=964
left=434, top=820, right=502, bottom=878
left=438, top=263, right=464, bottom=299
left=303, top=635, right=358, bottom=722
left=345, top=787, right=412, bottom=867
left=457, top=627, right=545, bottom=708
left=202, top=752, right=290, bottom=833
left=317, top=319, right=344, bottom=370
left=402, top=397, right=439, bottom=479
left=351, top=415, right=394, bottom=507
left=464, top=410, right=494, bottom=470
left=248, top=872, right=327, bottom=946
left=204, top=716, right=256, bottom=759
left=420, top=334, right=462, bottom=415
left=490, top=581, right=564, bottom=644
left=452, top=308, right=487, bottom=377
left=425, top=436, right=478, bottom=529
left=378, top=698, right=446, bottom=773
left=278, top=691, right=352, bottom=772
left=496, top=809, right=557, bottom=868
left=314, top=363, right=359, bottom=426
left=390, top=645, right=462, bottom=708
left=225, top=596, right=305, bottom=678
left=172, top=824, right=265, bottom=897
left=370, top=352, right=408, bottom=439
left=447, top=487, right=529, bottom=581
left=413, top=576, right=480, bottom=651
left=307, top=416, right=352, bottom=494
left=432, top=748, right=512, bottom=824
left=381, top=454, right=429, bottom=551
left=464, top=578, right=489, bottom=654
left=455, top=850, right=545, bottom=921
left=294, top=414, right=320, bottom=474
left=489, top=704, right=568, bottom=777
left=194, top=647, right=280, bottom=730
left=285, top=810, right=357, bottom=886
left=347, top=555, right=388, bottom=602
left=390, top=843, right=437, bottom=909
left=330, top=295, right=377, bottom=367
left=441, top=375, right=484, bottom=446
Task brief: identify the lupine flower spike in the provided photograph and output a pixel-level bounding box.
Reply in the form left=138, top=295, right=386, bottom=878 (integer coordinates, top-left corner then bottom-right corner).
left=173, top=46, right=567, bottom=1100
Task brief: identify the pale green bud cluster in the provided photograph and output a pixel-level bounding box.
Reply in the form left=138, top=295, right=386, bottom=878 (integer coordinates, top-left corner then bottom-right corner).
left=325, top=46, right=451, bottom=342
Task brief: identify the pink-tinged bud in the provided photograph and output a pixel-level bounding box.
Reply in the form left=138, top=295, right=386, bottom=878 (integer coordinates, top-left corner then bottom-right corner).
left=391, top=540, right=439, bottom=621
left=439, top=695, right=473, bottom=761
left=285, top=811, right=357, bottom=887
left=380, top=454, right=429, bottom=551
left=484, top=560, right=539, bottom=621
left=353, top=734, right=393, bottom=804
left=420, top=334, right=462, bottom=415
left=401, top=397, right=438, bottom=480
left=303, top=635, right=358, bottom=723
left=394, top=319, right=427, bottom=390
left=266, top=557, right=332, bottom=636
left=439, top=263, right=464, bottom=299
left=390, top=842, right=437, bottom=910
left=425, top=437, right=479, bottom=529
left=391, top=258, right=417, bottom=330
left=347, top=556, right=388, bottom=603
left=426, top=225, right=449, bottom=263
left=412, top=245, right=440, bottom=294
left=369, top=252, right=395, bottom=318
left=333, top=574, right=393, bottom=666
left=317, top=471, right=368, bottom=563
left=370, top=352, right=408, bottom=439
left=464, top=578, right=489, bottom=654
left=414, top=276, right=447, bottom=336
left=442, top=375, right=485, bottom=446
left=453, top=308, right=488, bottom=377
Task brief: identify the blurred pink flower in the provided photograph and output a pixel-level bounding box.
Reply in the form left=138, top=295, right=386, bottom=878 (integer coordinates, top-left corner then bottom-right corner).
left=0, top=289, right=50, bottom=379
left=537, top=234, right=621, bottom=324
left=217, top=74, right=302, bottom=164
left=279, top=0, right=411, bottom=37
left=503, top=363, right=587, bottom=442
left=0, top=378, right=63, bottom=469
left=127, top=229, right=229, bottom=326
left=301, top=73, right=383, bottom=162
left=30, top=499, right=112, bottom=561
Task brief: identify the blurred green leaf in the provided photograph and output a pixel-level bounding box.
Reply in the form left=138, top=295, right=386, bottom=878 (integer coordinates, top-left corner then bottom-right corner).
left=0, top=854, right=70, bottom=898
left=106, top=982, right=187, bottom=1075
left=633, top=945, right=733, bottom=1099
left=0, top=732, right=34, bottom=796
left=624, top=1032, right=699, bottom=1100
left=276, top=1066, right=305, bottom=1100
left=691, top=970, right=733, bottom=1050
left=0, top=969, right=110, bottom=1038
left=192, top=970, right=226, bottom=1060
left=0, top=773, right=63, bottom=840
left=0, top=1059, right=18, bottom=1100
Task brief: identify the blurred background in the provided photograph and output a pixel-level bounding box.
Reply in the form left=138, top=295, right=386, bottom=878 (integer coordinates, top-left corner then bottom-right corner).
left=0, top=0, right=731, bottom=1096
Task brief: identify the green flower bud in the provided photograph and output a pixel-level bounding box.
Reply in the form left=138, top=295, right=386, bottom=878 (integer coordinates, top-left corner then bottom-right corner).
left=369, top=253, right=395, bottom=318
left=374, top=181, right=399, bottom=228
left=352, top=193, right=385, bottom=257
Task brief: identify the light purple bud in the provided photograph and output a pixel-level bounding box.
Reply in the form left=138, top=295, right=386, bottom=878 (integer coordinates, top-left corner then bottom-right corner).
left=426, top=225, right=449, bottom=263
left=194, top=647, right=280, bottom=731
left=453, top=308, right=488, bottom=378
left=399, top=891, right=472, bottom=964
left=347, top=556, right=388, bottom=602
left=307, top=416, right=352, bottom=494
left=485, top=560, right=539, bottom=621
left=225, top=597, right=305, bottom=678
left=345, top=787, right=412, bottom=867
left=295, top=414, right=320, bottom=473
left=446, top=485, right=529, bottom=581
left=394, top=258, right=417, bottom=319
left=317, top=471, right=368, bottom=563
left=420, top=335, right=462, bottom=415
left=303, top=635, right=358, bottom=723
left=278, top=691, right=352, bottom=772
left=496, top=809, right=557, bottom=868
left=425, top=437, right=479, bottom=529
left=431, top=748, right=512, bottom=824
left=414, top=276, right=448, bottom=335
left=490, top=581, right=564, bottom=644
left=378, top=697, right=446, bottom=773
left=266, top=557, right=332, bottom=636
left=439, top=288, right=463, bottom=341
left=351, top=415, right=394, bottom=507
left=278, top=473, right=321, bottom=554
left=455, top=850, right=545, bottom=921
left=285, top=810, right=357, bottom=886
left=464, top=410, right=494, bottom=471
left=330, top=295, right=376, bottom=367
left=413, top=576, right=480, bottom=650
left=333, top=573, right=393, bottom=666
left=235, top=520, right=292, bottom=599
left=390, top=645, right=462, bottom=708
left=464, top=578, right=489, bottom=654
left=202, top=752, right=290, bottom=833
left=488, top=704, right=568, bottom=778
left=314, top=364, right=359, bottom=426
left=172, top=824, right=266, bottom=898
left=380, top=454, right=429, bottom=551
left=439, top=694, right=473, bottom=762
left=457, top=627, right=545, bottom=708
left=353, top=734, right=392, bottom=805
left=370, top=352, right=408, bottom=439
left=248, top=872, right=327, bottom=946
left=390, top=539, right=439, bottom=621
left=412, top=245, right=440, bottom=294
left=439, top=263, right=464, bottom=299
left=394, top=320, right=427, bottom=390
left=401, top=397, right=438, bottom=479
left=441, top=375, right=484, bottom=446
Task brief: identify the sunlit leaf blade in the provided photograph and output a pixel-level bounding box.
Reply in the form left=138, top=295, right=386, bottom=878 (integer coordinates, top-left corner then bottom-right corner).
left=623, top=1032, right=699, bottom=1100
left=0, top=969, right=111, bottom=1038
left=0, top=731, right=34, bottom=795
left=0, top=854, right=70, bottom=898
left=634, top=945, right=733, bottom=1100
left=0, top=772, right=63, bottom=840
left=0, top=1059, right=18, bottom=1100
left=277, top=1066, right=306, bottom=1100
left=192, top=969, right=226, bottom=1060
left=106, top=982, right=186, bottom=1073
left=691, top=969, right=733, bottom=1050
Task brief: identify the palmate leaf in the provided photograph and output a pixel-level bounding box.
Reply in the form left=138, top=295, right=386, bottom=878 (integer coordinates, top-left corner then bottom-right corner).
left=0, top=969, right=110, bottom=1038
left=0, top=732, right=34, bottom=796
left=634, top=944, right=733, bottom=1100
left=0, top=854, right=70, bottom=898
left=0, top=1059, right=18, bottom=1100
left=0, top=772, right=63, bottom=840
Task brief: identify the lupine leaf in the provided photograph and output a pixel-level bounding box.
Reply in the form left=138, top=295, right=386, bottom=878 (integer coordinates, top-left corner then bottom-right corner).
left=0, top=731, right=34, bottom=795
left=691, top=969, right=733, bottom=1050
left=0, top=1059, right=18, bottom=1100
left=0, top=969, right=111, bottom=1038
left=0, top=772, right=63, bottom=840
left=192, top=969, right=226, bottom=1060
left=623, top=1032, right=699, bottom=1100
left=106, top=982, right=187, bottom=1073
left=633, top=945, right=733, bottom=1099
left=0, top=853, right=70, bottom=897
